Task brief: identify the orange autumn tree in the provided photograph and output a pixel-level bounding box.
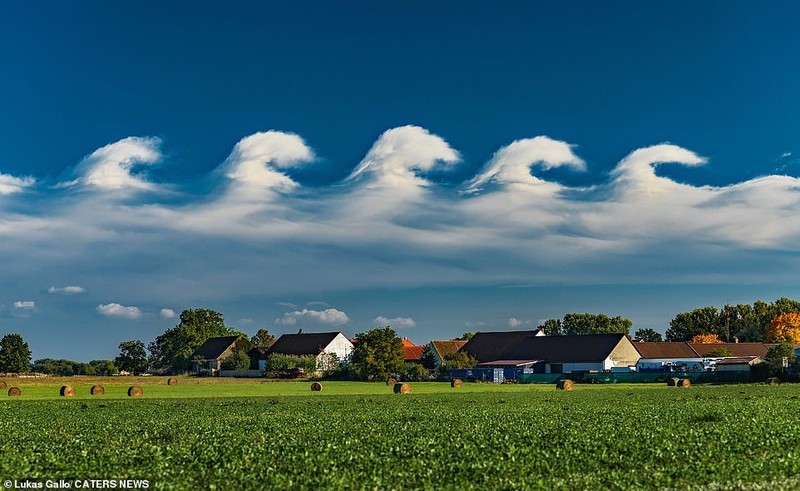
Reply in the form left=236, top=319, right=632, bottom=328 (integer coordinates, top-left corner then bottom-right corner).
left=766, top=313, right=800, bottom=344
left=691, top=333, right=723, bottom=344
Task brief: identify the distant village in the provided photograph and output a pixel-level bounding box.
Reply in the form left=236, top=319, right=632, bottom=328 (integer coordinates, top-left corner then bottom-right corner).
left=2, top=299, right=799, bottom=384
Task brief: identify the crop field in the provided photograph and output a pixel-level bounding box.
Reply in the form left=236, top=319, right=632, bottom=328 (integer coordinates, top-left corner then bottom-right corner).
left=2, top=380, right=800, bottom=490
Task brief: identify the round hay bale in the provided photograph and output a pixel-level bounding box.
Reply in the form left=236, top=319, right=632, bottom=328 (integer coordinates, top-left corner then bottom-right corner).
left=60, top=385, right=76, bottom=397
left=393, top=383, right=411, bottom=394
left=766, top=377, right=781, bottom=386
left=90, top=385, right=105, bottom=396
left=386, top=377, right=397, bottom=386
left=8, top=387, right=21, bottom=397
left=556, top=379, right=574, bottom=391
left=310, top=382, right=322, bottom=392
left=0, top=381, right=6, bottom=389
left=167, top=377, right=178, bottom=386
left=678, top=378, right=691, bottom=388
left=127, top=386, right=144, bottom=397
left=667, top=378, right=680, bottom=387
left=451, top=378, right=463, bottom=388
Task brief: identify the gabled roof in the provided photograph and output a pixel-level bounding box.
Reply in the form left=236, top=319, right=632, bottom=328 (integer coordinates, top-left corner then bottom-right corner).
left=403, top=345, right=425, bottom=362
left=508, top=334, right=630, bottom=363
left=265, top=332, right=343, bottom=358
left=690, top=343, right=774, bottom=357
left=401, top=339, right=417, bottom=348
left=634, top=342, right=700, bottom=359
left=191, top=336, right=241, bottom=360
left=459, top=330, right=542, bottom=362
left=716, top=356, right=761, bottom=365
left=431, top=340, right=467, bottom=359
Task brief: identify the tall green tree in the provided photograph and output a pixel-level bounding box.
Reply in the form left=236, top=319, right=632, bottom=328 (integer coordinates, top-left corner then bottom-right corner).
left=561, top=313, right=632, bottom=335
left=115, top=340, right=148, bottom=375
left=665, top=306, right=722, bottom=341
left=539, top=319, right=562, bottom=336
left=0, top=333, right=32, bottom=373
left=633, top=328, right=663, bottom=342
left=149, top=308, right=239, bottom=373
left=250, top=328, right=276, bottom=349
left=456, top=332, right=475, bottom=341
left=350, top=327, right=405, bottom=381
left=420, top=344, right=438, bottom=370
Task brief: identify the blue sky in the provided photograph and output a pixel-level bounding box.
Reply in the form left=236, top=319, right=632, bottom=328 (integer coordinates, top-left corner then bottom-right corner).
left=2, top=2, right=799, bottom=361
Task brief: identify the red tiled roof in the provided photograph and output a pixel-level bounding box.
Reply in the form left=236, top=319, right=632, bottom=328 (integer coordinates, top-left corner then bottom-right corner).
left=690, top=343, right=774, bottom=357
left=403, top=345, right=424, bottom=362
left=401, top=339, right=418, bottom=348
left=634, top=342, right=700, bottom=359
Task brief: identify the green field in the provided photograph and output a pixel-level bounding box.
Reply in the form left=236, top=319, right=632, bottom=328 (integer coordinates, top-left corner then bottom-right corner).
left=2, top=379, right=800, bottom=490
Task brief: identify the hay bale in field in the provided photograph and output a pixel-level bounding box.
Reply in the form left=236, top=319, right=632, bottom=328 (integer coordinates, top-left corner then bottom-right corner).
left=386, top=377, right=397, bottom=386
left=8, top=387, right=21, bottom=397
left=678, top=379, right=691, bottom=388
left=394, top=383, right=411, bottom=394
left=311, top=382, right=322, bottom=392
left=556, top=379, right=574, bottom=391
left=451, top=378, right=463, bottom=388
left=60, top=385, right=76, bottom=397
left=90, top=385, right=105, bottom=396
left=0, top=381, right=6, bottom=389
left=667, top=378, right=680, bottom=387
left=167, top=377, right=178, bottom=386
left=127, top=386, right=144, bottom=397
left=766, top=377, right=781, bottom=386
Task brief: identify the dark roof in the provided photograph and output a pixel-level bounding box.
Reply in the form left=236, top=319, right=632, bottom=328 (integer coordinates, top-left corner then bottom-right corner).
left=508, top=334, right=630, bottom=363
left=690, top=343, right=774, bottom=357
left=459, top=330, right=542, bottom=362
left=247, top=347, right=269, bottom=361
left=716, top=356, right=761, bottom=365
left=265, top=332, right=342, bottom=358
left=431, top=340, right=467, bottom=359
left=634, top=342, right=700, bottom=359
left=191, top=336, right=241, bottom=360
left=477, top=360, right=540, bottom=367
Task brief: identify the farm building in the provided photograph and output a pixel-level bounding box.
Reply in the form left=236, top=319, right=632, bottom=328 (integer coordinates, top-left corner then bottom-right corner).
left=460, top=331, right=640, bottom=375
left=425, top=340, right=468, bottom=366
left=715, top=356, right=763, bottom=372
left=402, top=339, right=425, bottom=364
left=190, top=335, right=248, bottom=376
left=258, top=331, right=354, bottom=372
left=634, top=342, right=778, bottom=372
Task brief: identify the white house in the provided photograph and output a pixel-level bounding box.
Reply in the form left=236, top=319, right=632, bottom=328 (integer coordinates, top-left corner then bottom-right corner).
left=259, top=332, right=354, bottom=372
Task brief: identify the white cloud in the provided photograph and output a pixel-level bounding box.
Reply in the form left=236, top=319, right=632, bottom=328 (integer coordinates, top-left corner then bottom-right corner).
left=160, top=308, right=176, bottom=319
left=70, top=136, right=162, bottom=191
left=373, top=316, right=416, bottom=329
left=0, top=173, right=35, bottom=195
left=14, top=301, right=35, bottom=310
left=507, top=317, right=537, bottom=328
left=275, top=308, right=350, bottom=326
left=466, top=136, right=585, bottom=192
left=219, top=131, right=315, bottom=193
left=96, top=303, right=142, bottom=319
left=48, top=286, right=86, bottom=295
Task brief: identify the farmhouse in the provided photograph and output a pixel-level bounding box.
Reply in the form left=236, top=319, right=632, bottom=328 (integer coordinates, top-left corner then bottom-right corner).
left=460, top=331, right=640, bottom=374
left=402, top=339, right=425, bottom=364
left=715, top=356, right=763, bottom=372
left=425, top=340, right=468, bottom=366
left=190, top=335, right=247, bottom=375
left=260, top=331, right=354, bottom=372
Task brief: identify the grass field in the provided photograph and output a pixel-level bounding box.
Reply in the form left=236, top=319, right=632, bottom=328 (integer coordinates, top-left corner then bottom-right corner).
left=2, top=378, right=800, bottom=490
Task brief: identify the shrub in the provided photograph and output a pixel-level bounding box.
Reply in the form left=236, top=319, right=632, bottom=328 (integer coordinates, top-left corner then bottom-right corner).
left=221, top=350, right=251, bottom=371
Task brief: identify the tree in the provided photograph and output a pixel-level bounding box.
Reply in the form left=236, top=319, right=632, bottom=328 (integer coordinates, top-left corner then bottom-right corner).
left=561, top=313, right=632, bottom=335
left=665, top=307, right=722, bottom=341
left=221, top=350, right=251, bottom=371
left=704, top=347, right=734, bottom=357
left=149, top=308, right=239, bottom=373
left=250, top=329, right=276, bottom=349
left=0, top=333, right=32, bottom=373
left=403, top=363, right=430, bottom=381
left=441, top=351, right=477, bottom=369
left=456, top=332, right=475, bottom=341
left=420, top=344, right=438, bottom=370
left=764, top=342, right=797, bottom=377
left=115, top=340, right=149, bottom=375
left=766, top=313, right=800, bottom=344
left=350, top=327, right=405, bottom=381
left=539, top=319, right=562, bottom=336
left=691, top=333, right=723, bottom=344
left=89, top=359, right=118, bottom=376
left=633, top=328, right=663, bottom=342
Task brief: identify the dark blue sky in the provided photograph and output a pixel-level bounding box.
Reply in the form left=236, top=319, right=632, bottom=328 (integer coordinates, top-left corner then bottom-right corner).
left=1, top=2, right=799, bottom=360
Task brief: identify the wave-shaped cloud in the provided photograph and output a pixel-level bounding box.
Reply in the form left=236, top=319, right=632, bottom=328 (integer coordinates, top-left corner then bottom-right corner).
left=0, top=173, right=35, bottom=195
left=1, top=125, right=798, bottom=312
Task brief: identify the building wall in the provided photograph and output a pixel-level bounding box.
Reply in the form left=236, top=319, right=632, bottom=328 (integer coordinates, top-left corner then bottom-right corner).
left=317, top=333, right=355, bottom=370
left=546, top=362, right=605, bottom=373
left=607, top=338, right=641, bottom=369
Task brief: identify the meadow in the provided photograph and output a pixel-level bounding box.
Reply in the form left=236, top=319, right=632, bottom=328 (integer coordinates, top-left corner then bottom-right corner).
left=2, top=379, right=800, bottom=490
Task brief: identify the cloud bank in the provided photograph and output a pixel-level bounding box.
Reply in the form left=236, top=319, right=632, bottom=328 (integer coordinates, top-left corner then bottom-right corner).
left=275, top=308, right=350, bottom=326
